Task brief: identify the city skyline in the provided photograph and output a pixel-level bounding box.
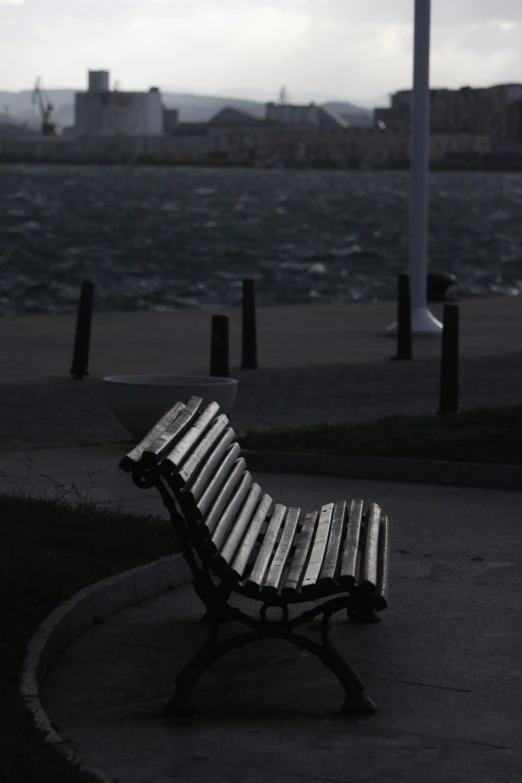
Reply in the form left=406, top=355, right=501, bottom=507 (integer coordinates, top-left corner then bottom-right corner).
left=0, top=0, right=521, bottom=103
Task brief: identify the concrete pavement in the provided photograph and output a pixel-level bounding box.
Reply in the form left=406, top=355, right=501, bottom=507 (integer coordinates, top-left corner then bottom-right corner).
left=2, top=296, right=522, bottom=384
left=2, top=295, right=521, bottom=781
left=3, top=444, right=521, bottom=783
left=1, top=296, right=522, bottom=450
left=30, top=463, right=522, bottom=783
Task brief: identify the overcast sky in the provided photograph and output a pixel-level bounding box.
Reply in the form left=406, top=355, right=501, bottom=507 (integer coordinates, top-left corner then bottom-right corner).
left=1, top=0, right=521, bottom=105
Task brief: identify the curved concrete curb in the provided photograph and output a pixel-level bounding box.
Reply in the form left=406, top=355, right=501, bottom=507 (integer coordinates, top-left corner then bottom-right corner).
left=20, top=554, right=192, bottom=783
left=244, top=450, right=522, bottom=491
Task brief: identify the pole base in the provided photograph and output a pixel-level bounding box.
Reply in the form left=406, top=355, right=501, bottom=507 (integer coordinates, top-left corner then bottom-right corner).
left=386, top=307, right=442, bottom=337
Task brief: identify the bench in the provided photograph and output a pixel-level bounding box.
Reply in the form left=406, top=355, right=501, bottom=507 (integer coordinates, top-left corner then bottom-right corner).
left=120, top=396, right=390, bottom=717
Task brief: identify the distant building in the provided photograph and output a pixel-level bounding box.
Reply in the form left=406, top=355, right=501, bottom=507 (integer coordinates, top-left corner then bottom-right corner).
left=504, top=98, right=522, bottom=142
left=373, top=107, right=393, bottom=129
left=168, top=122, right=208, bottom=136
left=487, top=84, right=522, bottom=140
left=430, top=133, right=491, bottom=163
left=163, top=108, right=179, bottom=134
left=206, top=107, right=262, bottom=163
left=74, top=70, right=164, bottom=136
left=265, top=102, right=347, bottom=131
left=340, top=127, right=409, bottom=168
left=382, top=83, right=522, bottom=140
left=388, top=90, right=412, bottom=132
left=88, top=70, right=110, bottom=92
left=207, top=107, right=261, bottom=127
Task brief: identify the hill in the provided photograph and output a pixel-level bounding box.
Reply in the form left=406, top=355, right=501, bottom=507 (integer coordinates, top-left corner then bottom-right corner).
left=0, top=89, right=373, bottom=131
left=0, top=113, right=39, bottom=139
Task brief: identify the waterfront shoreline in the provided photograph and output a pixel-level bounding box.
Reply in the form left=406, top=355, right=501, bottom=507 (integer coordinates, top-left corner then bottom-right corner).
left=2, top=156, right=522, bottom=172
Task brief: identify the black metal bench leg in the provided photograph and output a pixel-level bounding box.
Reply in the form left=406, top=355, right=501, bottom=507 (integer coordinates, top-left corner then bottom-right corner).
left=199, top=586, right=234, bottom=624
left=200, top=607, right=231, bottom=623
left=163, top=621, right=262, bottom=719
left=348, top=596, right=382, bottom=624
left=278, top=610, right=376, bottom=715
left=320, top=611, right=376, bottom=714
left=295, top=635, right=375, bottom=714
left=164, top=600, right=377, bottom=719
left=192, top=573, right=233, bottom=624
left=348, top=606, right=382, bottom=624
left=163, top=682, right=198, bottom=718
left=200, top=608, right=231, bottom=623
left=163, top=616, right=220, bottom=719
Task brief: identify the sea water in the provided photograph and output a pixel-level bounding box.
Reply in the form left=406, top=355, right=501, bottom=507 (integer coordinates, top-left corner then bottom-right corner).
left=1, top=164, right=521, bottom=316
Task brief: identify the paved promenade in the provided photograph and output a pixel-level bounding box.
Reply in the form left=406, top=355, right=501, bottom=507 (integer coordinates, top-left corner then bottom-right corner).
left=25, top=459, right=522, bottom=783
left=2, top=296, right=522, bottom=383
left=3, top=296, right=520, bottom=782
left=1, top=297, right=521, bottom=449
left=2, top=445, right=520, bottom=783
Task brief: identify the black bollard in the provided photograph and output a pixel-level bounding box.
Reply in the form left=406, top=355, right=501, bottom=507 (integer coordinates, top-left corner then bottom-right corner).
left=241, top=278, right=258, bottom=370
left=438, top=303, right=459, bottom=415
left=210, top=314, right=229, bottom=377
left=392, top=273, right=413, bottom=360
left=70, top=280, right=94, bottom=379
left=427, top=272, right=457, bottom=303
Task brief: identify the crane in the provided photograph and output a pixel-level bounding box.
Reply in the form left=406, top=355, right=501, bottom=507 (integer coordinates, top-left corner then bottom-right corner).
left=279, top=85, right=289, bottom=105
left=32, top=77, right=55, bottom=136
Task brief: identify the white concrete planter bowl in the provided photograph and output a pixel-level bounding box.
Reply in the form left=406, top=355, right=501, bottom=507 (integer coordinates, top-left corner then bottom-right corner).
left=103, top=374, right=238, bottom=440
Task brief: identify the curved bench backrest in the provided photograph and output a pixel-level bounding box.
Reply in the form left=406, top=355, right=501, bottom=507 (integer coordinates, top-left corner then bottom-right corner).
left=120, top=397, right=388, bottom=608
left=120, top=397, right=274, bottom=575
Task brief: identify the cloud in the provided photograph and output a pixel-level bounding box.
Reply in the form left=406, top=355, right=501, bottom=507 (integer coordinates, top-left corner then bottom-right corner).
left=430, top=19, right=521, bottom=88
left=1, top=0, right=522, bottom=100
left=308, top=0, right=522, bottom=26
left=125, top=7, right=313, bottom=92
left=496, top=20, right=518, bottom=31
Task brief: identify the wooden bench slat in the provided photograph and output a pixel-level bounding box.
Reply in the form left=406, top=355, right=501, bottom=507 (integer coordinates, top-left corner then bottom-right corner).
left=141, top=396, right=203, bottom=467
left=209, top=472, right=252, bottom=550
left=230, top=493, right=273, bottom=580
left=359, top=503, right=381, bottom=597
left=339, top=499, right=364, bottom=588
left=175, top=415, right=229, bottom=485
left=319, top=500, right=346, bottom=587
left=215, top=483, right=263, bottom=569
left=302, top=503, right=334, bottom=591
left=374, top=514, right=389, bottom=610
left=263, top=507, right=301, bottom=594
left=119, top=401, right=186, bottom=473
left=181, top=428, right=236, bottom=497
left=187, top=440, right=240, bottom=509
left=244, top=504, right=287, bottom=591
left=199, top=457, right=246, bottom=531
left=163, top=402, right=221, bottom=473
left=283, top=510, right=318, bottom=594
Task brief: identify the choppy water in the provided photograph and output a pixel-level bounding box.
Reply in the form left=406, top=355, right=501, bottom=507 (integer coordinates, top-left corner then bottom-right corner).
left=1, top=164, right=521, bottom=316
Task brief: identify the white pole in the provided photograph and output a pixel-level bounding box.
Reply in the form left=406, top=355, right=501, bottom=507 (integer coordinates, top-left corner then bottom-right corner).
left=387, top=0, right=442, bottom=336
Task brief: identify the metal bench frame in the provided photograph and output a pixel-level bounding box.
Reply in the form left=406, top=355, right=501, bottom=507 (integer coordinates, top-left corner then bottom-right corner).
left=122, top=397, right=389, bottom=718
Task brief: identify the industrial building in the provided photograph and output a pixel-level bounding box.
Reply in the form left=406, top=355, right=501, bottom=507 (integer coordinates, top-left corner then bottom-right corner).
left=375, top=83, right=522, bottom=140
left=265, top=102, right=347, bottom=131
left=74, top=70, right=164, bottom=136
left=2, top=74, right=521, bottom=168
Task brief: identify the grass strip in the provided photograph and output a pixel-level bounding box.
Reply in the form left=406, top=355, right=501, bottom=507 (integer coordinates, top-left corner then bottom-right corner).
left=0, top=488, right=176, bottom=783
left=240, top=404, right=522, bottom=465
